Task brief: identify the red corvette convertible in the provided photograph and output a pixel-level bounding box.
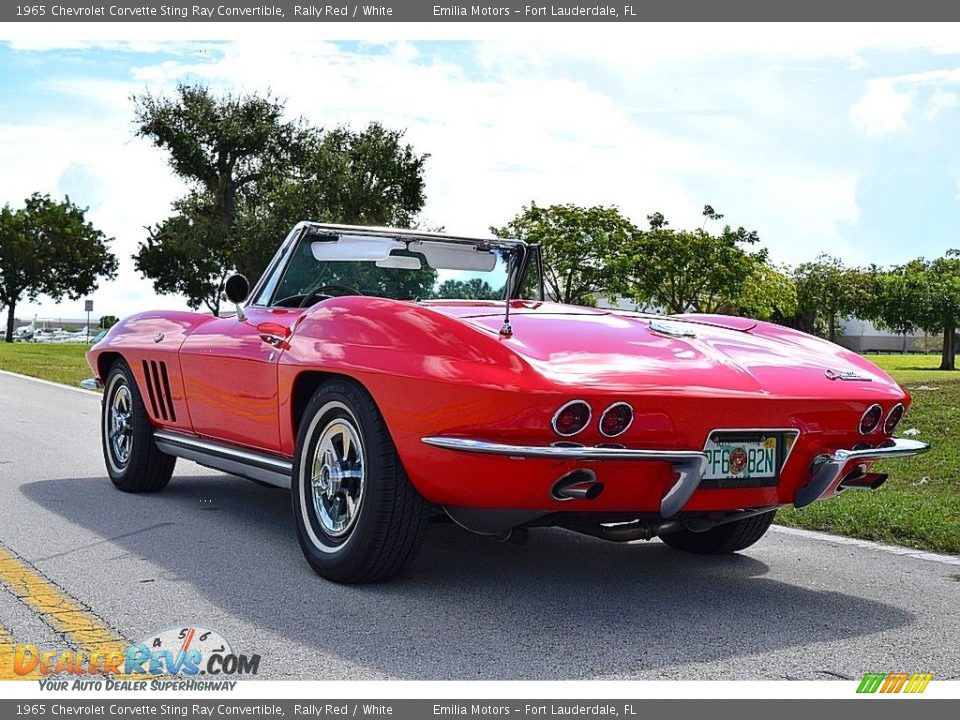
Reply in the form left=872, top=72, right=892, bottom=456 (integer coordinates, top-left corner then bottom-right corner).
left=87, top=222, right=929, bottom=582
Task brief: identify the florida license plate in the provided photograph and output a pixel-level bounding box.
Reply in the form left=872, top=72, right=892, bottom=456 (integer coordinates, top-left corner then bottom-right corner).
left=704, top=435, right=778, bottom=481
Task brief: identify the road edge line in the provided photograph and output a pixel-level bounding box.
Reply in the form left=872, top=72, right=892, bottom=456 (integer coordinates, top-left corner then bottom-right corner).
left=772, top=524, right=960, bottom=566
left=0, top=369, right=97, bottom=396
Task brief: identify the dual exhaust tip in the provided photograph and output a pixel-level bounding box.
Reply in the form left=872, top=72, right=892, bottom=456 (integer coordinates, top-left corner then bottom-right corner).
left=551, top=469, right=604, bottom=501
left=556, top=460, right=888, bottom=504
left=838, top=464, right=888, bottom=491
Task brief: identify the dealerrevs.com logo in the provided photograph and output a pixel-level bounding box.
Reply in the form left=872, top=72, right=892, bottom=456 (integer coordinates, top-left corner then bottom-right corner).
left=857, top=673, right=933, bottom=694
left=13, top=626, right=260, bottom=691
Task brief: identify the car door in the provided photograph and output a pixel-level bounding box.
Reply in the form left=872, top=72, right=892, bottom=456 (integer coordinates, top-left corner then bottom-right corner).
left=178, top=305, right=302, bottom=455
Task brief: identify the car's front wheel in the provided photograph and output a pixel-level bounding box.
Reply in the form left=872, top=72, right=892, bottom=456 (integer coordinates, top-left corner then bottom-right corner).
left=101, top=359, right=176, bottom=492
left=291, top=379, right=429, bottom=583
left=659, top=509, right=776, bottom=554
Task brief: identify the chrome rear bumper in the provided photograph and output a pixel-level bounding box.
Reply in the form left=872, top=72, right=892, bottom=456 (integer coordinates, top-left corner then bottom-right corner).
left=792, top=438, right=930, bottom=509
left=421, top=436, right=708, bottom=518
left=423, top=435, right=931, bottom=516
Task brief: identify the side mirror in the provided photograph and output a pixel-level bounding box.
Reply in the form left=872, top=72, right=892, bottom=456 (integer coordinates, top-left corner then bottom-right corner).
left=225, top=274, right=250, bottom=321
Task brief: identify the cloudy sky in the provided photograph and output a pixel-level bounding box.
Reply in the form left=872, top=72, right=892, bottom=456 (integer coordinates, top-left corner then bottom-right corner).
left=2, top=23, right=960, bottom=322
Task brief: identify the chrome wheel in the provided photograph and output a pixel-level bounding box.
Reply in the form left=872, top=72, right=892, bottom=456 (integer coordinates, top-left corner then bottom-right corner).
left=108, top=383, right=133, bottom=468
left=293, top=380, right=429, bottom=582
left=310, top=417, right=365, bottom=538
left=101, top=360, right=176, bottom=492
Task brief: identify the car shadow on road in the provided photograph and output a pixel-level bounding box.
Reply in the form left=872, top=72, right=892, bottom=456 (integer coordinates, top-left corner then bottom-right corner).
left=22, top=474, right=913, bottom=680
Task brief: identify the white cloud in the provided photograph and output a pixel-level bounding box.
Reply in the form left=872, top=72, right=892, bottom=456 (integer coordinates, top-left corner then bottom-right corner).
left=850, top=64, right=960, bottom=136
left=849, top=78, right=914, bottom=137
left=926, top=88, right=959, bottom=118
left=8, top=23, right=954, bottom=320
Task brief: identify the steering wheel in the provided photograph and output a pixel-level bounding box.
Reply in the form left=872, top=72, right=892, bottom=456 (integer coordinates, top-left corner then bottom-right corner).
left=299, top=284, right=363, bottom=308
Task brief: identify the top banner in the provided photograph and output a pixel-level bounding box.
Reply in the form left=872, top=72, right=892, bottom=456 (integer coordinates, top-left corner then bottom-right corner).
left=2, top=0, right=959, bottom=22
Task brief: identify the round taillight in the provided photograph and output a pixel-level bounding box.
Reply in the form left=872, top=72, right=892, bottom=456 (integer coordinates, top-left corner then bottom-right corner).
left=599, top=402, right=634, bottom=437
left=859, top=404, right=883, bottom=435
left=884, top=403, right=905, bottom=434
left=552, top=401, right=591, bottom=437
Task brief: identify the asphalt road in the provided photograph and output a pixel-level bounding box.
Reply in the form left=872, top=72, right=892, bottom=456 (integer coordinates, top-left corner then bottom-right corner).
left=1, top=370, right=959, bottom=681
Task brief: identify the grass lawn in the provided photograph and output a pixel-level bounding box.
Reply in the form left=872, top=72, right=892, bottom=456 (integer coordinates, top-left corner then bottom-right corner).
left=0, top=344, right=958, bottom=553
left=778, top=353, right=960, bottom=554
left=0, top=343, right=92, bottom=387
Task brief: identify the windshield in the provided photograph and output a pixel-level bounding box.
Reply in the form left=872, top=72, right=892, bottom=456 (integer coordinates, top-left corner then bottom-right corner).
left=268, top=232, right=525, bottom=306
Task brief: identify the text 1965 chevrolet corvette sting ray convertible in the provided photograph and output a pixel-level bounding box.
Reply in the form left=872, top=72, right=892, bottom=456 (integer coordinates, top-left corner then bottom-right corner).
left=87, top=223, right=929, bottom=582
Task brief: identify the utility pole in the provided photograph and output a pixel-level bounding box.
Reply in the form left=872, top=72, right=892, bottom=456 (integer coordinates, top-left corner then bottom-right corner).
left=84, top=299, right=93, bottom=341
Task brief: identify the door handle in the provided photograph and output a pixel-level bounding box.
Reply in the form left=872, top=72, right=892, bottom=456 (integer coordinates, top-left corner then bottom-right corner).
left=259, top=333, right=287, bottom=348
left=256, top=321, right=291, bottom=350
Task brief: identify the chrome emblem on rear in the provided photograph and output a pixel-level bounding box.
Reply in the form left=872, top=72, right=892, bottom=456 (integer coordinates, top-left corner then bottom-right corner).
left=649, top=320, right=697, bottom=338
left=825, top=368, right=871, bottom=382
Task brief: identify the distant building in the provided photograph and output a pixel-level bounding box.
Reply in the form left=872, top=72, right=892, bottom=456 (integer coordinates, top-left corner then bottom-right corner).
left=595, top=296, right=658, bottom=313
left=837, top=318, right=927, bottom=353
left=594, top=301, right=934, bottom=355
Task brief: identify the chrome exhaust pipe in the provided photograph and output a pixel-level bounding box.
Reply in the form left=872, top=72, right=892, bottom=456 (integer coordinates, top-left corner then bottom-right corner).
left=551, top=469, right=603, bottom=501
left=560, top=519, right=685, bottom=542
left=838, top=469, right=888, bottom=491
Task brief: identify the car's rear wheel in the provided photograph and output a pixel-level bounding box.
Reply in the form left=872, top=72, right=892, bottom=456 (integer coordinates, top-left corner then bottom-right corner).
left=291, top=379, right=429, bottom=583
left=659, top=510, right=776, bottom=554
left=101, top=359, right=176, bottom=492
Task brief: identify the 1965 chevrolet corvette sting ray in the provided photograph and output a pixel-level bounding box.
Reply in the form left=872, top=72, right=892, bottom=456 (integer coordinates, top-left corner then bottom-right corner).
left=86, top=223, right=929, bottom=582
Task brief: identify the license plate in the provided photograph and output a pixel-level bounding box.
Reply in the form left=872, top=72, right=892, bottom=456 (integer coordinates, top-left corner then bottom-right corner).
left=704, top=436, right=778, bottom=480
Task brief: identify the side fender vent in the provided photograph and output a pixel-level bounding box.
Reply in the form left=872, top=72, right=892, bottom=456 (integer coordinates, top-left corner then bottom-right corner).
left=141, top=359, right=177, bottom=422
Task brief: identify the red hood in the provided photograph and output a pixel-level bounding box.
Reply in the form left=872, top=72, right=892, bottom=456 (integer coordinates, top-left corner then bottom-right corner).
left=420, top=301, right=903, bottom=400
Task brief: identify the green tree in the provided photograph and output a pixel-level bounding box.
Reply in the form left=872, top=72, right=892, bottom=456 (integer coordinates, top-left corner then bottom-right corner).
left=491, top=203, right=635, bottom=305
left=615, top=206, right=770, bottom=315
left=134, top=84, right=429, bottom=313
left=793, top=254, right=865, bottom=343
left=435, top=277, right=501, bottom=300
left=133, top=85, right=309, bottom=313
left=133, top=84, right=309, bottom=283
left=99, top=315, right=119, bottom=329
left=0, top=194, right=118, bottom=343
left=860, top=262, right=929, bottom=354
left=855, top=256, right=960, bottom=368
left=241, top=122, right=429, bottom=278
left=730, top=262, right=798, bottom=320
left=925, top=253, right=960, bottom=370
left=135, top=192, right=237, bottom=314
left=300, top=122, right=427, bottom=226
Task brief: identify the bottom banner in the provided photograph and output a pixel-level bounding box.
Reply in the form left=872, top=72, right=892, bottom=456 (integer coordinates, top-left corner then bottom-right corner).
left=0, top=700, right=955, bottom=719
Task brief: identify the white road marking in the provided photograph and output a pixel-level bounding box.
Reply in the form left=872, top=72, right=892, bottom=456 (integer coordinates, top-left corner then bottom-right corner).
left=0, top=369, right=98, bottom=396
left=772, top=525, right=960, bottom=566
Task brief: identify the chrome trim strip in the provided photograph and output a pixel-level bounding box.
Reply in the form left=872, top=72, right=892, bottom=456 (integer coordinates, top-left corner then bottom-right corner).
left=249, top=222, right=305, bottom=308
left=154, top=430, right=293, bottom=489
left=793, top=438, right=929, bottom=509
left=421, top=436, right=708, bottom=519
left=305, top=222, right=526, bottom=248
left=80, top=378, right=102, bottom=391
left=422, top=436, right=706, bottom=463
left=551, top=399, right=592, bottom=438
